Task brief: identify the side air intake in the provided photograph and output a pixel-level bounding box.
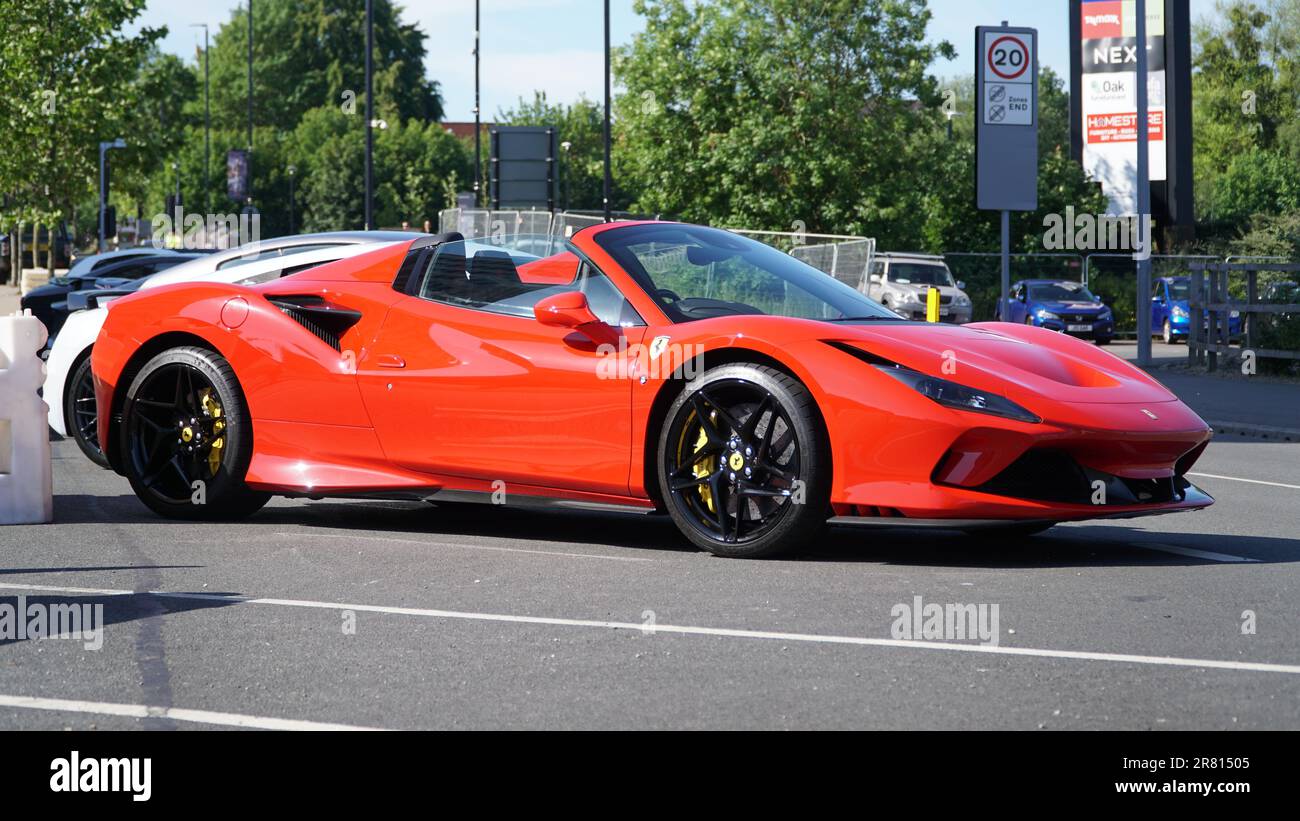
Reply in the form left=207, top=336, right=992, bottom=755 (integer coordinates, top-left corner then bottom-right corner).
left=266, top=295, right=362, bottom=352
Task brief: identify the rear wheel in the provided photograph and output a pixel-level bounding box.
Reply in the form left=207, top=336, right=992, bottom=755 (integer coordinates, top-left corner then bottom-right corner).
left=64, top=353, right=110, bottom=468
left=120, top=346, right=269, bottom=520
left=657, top=364, right=830, bottom=558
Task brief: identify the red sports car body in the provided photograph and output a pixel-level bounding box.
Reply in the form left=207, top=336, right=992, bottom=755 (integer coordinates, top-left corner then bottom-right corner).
left=93, top=222, right=1213, bottom=557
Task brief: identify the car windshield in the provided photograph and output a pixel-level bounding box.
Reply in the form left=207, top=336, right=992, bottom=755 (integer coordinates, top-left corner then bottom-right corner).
left=592, top=224, right=898, bottom=322
left=888, top=263, right=954, bottom=287
left=1028, top=282, right=1096, bottom=302
left=1168, top=280, right=1191, bottom=300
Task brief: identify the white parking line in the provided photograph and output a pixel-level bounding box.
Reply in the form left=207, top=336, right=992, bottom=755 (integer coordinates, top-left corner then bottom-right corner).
left=0, top=694, right=384, bottom=731
left=288, top=531, right=653, bottom=563
left=1137, top=543, right=1260, bottom=564
left=1188, top=472, right=1300, bottom=491
left=3, top=581, right=1298, bottom=675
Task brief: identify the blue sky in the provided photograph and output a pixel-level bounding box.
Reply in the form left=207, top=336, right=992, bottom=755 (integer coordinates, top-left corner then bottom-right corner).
left=137, top=0, right=1223, bottom=121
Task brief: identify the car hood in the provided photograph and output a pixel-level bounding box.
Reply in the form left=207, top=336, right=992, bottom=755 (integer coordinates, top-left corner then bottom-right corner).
left=893, top=283, right=965, bottom=298
left=831, top=321, right=1181, bottom=410
left=1036, top=299, right=1107, bottom=313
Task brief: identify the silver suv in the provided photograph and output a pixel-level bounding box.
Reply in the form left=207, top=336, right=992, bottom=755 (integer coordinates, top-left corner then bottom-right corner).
left=866, top=253, right=972, bottom=324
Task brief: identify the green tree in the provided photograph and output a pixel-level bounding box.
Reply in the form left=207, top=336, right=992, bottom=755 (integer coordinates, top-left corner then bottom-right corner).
left=0, top=0, right=165, bottom=265
left=205, top=0, right=443, bottom=137
left=615, top=0, right=954, bottom=241
left=1192, top=1, right=1299, bottom=226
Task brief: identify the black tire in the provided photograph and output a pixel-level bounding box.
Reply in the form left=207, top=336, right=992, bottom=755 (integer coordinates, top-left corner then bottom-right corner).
left=1162, top=319, right=1173, bottom=345
left=657, top=364, right=830, bottom=558
left=962, top=522, right=1054, bottom=539
left=120, top=346, right=269, bottom=520
left=64, top=353, right=111, bottom=468
left=1094, top=336, right=1111, bottom=346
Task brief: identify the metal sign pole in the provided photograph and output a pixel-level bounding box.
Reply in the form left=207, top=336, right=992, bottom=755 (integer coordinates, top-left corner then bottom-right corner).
left=1135, top=0, right=1153, bottom=366
left=1001, top=210, right=1011, bottom=312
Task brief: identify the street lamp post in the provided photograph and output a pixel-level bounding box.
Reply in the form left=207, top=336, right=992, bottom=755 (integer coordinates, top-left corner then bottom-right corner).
left=246, top=0, right=254, bottom=208
left=603, top=0, right=612, bottom=222
left=287, top=165, right=296, bottom=235
left=97, top=139, right=126, bottom=252
left=364, top=0, right=374, bottom=230
left=1135, top=0, right=1153, bottom=367
left=560, top=141, right=572, bottom=211
left=473, top=0, right=481, bottom=207
left=191, top=23, right=210, bottom=217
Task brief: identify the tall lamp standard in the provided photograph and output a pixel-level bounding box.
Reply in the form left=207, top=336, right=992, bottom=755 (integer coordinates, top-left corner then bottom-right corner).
left=246, top=0, right=254, bottom=209
left=473, top=0, right=481, bottom=206
left=287, top=165, right=296, bottom=235
left=602, top=0, right=612, bottom=222
left=190, top=23, right=210, bottom=217
left=97, top=138, right=126, bottom=252
left=560, top=141, right=572, bottom=211
left=364, top=0, right=374, bottom=229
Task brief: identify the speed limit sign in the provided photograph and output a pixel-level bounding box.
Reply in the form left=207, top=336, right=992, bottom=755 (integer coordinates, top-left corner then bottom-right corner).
left=975, top=24, right=1037, bottom=211
left=981, top=30, right=1035, bottom=126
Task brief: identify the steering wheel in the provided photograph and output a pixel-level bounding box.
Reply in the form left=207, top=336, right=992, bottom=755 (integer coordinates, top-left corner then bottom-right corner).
left=656, top=288, right=683, bottom=303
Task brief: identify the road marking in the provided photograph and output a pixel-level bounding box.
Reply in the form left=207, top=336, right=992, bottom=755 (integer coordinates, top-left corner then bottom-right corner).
left=285, top=531, right=653, bottom=563
left=3, top=581, right=1298, bottom=675
left=1188, top=472, right=1300, bottom=491
left=1137, top=542, right=1260, bottom=564
left=0, top=694, right=384, bottom=731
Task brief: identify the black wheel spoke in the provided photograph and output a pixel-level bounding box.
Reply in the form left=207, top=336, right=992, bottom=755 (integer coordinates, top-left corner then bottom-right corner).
left=689, top=394, right=726, bottom=446
left=696, top=388, right=742, bottom=434
left=740, top=394, right=772, bottom=441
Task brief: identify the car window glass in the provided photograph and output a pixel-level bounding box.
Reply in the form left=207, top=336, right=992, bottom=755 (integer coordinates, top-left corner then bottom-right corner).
left=888, top=263, right=953, bottom=287
left=1028, top=283, right=1096, bottom=302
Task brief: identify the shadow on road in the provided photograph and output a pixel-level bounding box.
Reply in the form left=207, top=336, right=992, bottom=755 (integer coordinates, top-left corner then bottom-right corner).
left=0, top=591, right=241, bottom=648
left=46, top=489, right=1298, bottom=569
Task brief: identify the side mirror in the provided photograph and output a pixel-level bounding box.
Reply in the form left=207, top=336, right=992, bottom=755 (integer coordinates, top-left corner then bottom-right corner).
left=955, top=280, right=966, bottom=291
left=1017, top=292, right=1027, bottom=302
left=534, top=290, right=602, bottom=330
left=868, top=274, right=881, bottom=284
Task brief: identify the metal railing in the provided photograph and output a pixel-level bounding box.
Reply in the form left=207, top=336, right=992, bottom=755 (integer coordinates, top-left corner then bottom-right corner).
left=1188, top=261, right=1300, bottom=371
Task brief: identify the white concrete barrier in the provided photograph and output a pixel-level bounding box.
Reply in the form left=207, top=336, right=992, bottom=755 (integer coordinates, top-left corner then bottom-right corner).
left=0, top=311, right=53, bottom=524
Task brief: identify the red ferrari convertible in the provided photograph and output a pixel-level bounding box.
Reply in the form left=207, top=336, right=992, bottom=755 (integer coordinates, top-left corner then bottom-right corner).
left=92, top=222, right=1213, bottom=557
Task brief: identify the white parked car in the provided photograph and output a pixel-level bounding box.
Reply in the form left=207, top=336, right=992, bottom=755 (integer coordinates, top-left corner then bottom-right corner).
left=46, top=231, right=422, bottom=466
left=866, top=253, right=973, bottom=324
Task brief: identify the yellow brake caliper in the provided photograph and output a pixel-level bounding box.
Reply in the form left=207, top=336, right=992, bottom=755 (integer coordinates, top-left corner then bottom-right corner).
left=692, top=413, right=717, bottom=513
left=200, top=389, right=225, bottom=476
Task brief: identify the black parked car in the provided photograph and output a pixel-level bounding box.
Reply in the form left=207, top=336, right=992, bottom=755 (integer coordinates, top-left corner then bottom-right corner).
left=21, top=252, right=199, bottom=340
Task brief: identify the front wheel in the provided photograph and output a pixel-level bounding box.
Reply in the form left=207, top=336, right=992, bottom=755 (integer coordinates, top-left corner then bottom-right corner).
left=657, top=364, right=830, bottom=558
left=1162, top=319, right=1173, bottom=345
left=120, top=346, right=269, bottom=520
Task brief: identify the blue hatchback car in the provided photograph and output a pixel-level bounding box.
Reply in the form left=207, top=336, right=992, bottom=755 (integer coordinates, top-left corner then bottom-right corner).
left=1151, top=276, right=1241, bottom=344
left=997, top=279, right=1114, bottom=344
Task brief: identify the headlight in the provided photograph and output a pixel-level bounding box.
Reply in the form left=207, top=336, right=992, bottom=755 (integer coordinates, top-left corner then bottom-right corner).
left=954, top=294, right=971, bottom=307
left=1230, top=310, right=1240, bottom=319
left=1172, top=305, right=1188, bottom=319
left=1037, top=309, right=1059, bottom=320
left=875, top=365, right=1041, bottom=423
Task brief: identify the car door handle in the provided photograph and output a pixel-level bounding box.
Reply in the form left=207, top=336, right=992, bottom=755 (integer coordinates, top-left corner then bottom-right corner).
left=375, top=354, right=406, bottom=369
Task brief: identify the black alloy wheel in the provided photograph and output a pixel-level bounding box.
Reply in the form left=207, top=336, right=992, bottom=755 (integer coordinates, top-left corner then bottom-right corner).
left=658, top=364, right=830, bottom=558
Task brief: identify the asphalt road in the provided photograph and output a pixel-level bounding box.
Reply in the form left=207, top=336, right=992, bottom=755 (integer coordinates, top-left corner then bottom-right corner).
left=0, top=433, right=1297, bottom=730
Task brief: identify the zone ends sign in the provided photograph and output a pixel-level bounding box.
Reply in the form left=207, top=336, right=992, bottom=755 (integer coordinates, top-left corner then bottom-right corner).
left=975, top=25, right=1039, bottom=212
